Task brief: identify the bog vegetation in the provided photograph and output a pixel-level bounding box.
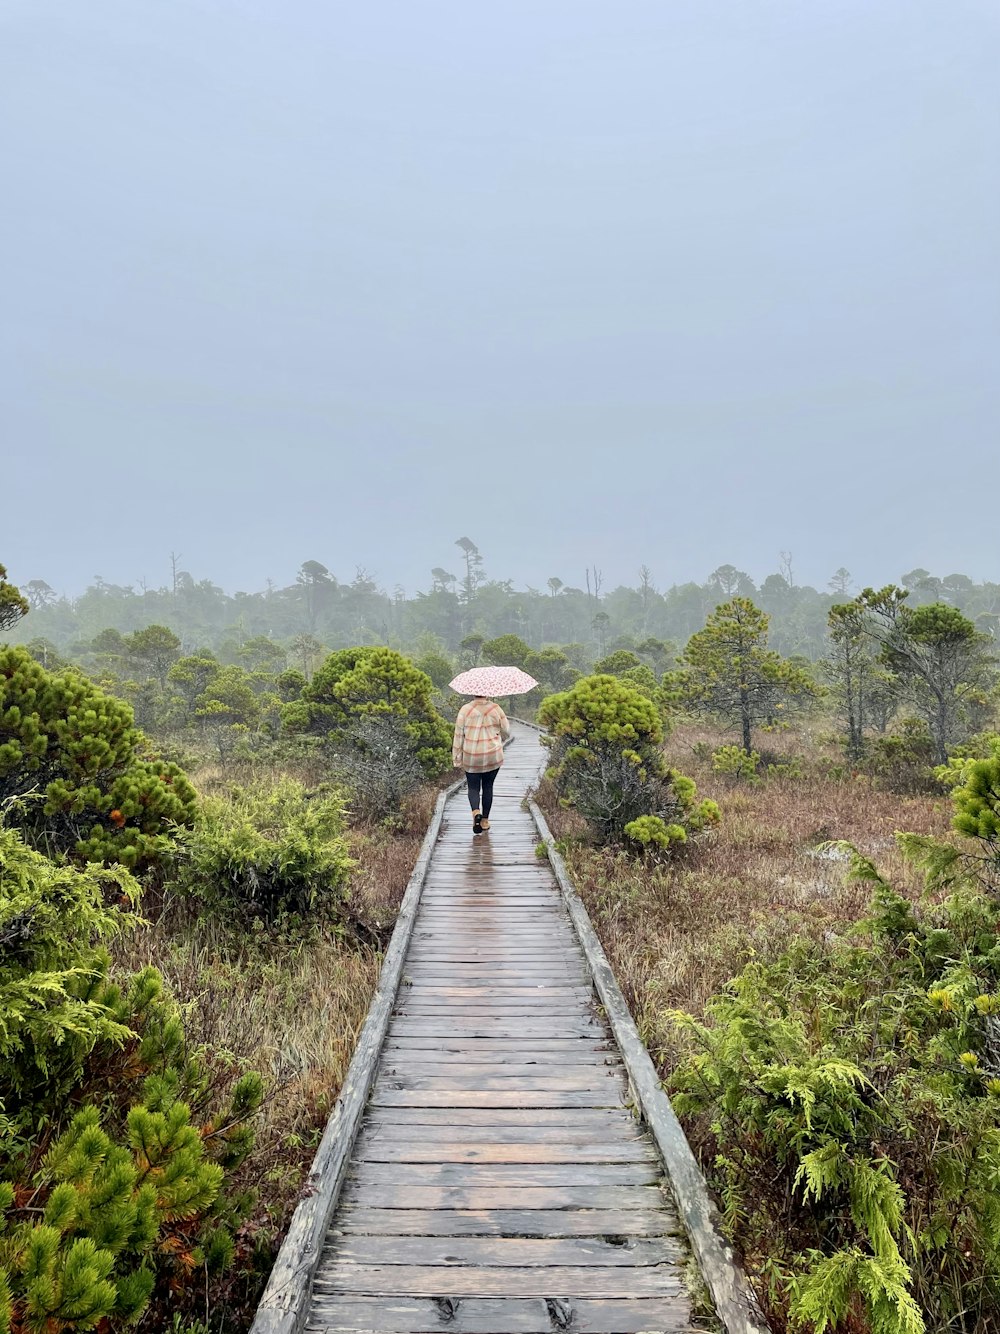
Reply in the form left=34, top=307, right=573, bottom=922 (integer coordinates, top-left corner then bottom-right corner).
left=2, top=549, right=999, bottom=1334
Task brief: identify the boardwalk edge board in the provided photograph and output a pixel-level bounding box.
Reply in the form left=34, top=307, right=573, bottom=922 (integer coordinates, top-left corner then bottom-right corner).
left=526, top=787, right=772, bottom=1334
left=249, top=772, right=468, bottom=1334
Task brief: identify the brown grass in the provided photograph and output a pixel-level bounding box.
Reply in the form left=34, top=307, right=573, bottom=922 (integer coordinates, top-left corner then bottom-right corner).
left=538, top=721, right=953, bottom=1073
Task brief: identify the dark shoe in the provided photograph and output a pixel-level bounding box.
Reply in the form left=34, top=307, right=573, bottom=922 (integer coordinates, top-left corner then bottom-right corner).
left=473, top=810, right=483, bottom=835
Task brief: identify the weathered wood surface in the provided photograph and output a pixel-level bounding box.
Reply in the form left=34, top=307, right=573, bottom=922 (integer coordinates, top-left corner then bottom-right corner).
left=295, top=727, right=697, bottom=1333
left=528, top=789, right=771, bottom=1334
left=255, top=723, right=768, bottom=1334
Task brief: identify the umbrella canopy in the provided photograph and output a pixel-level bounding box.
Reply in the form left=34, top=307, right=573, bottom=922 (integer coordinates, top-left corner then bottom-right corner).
left=449, top=665, right=539, bottom=697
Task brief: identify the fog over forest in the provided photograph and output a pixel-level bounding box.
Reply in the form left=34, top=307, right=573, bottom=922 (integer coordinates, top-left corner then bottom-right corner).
left=4, top=1, right=999, bottom=592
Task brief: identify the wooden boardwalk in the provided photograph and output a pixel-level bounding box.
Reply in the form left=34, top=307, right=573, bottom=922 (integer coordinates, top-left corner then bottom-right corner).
left=303, top=726, right=694, bottom=1333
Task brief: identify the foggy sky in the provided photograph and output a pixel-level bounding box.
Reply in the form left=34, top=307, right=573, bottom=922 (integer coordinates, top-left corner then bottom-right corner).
left=3, top=1, right=998, bottom=599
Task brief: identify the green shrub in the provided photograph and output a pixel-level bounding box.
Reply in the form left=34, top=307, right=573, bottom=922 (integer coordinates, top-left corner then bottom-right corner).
left=0, top=648, right=197, bottom=871
left=711, top=744, right=760, bottom=784
left=670, top=851, right=1000, bottom=1333
left=172, top=777, right=354, bottom=920
left=859, top=719, right=938, bottom=794
left=623, top=815, right=687, bottom=851
left=0, top=828, right=138, bottom=1113
left=331, top=714, right=426, bottom=822
left=538, top=675, right=717, bottom=846
left=282, top=647, right=450, bottom=776
left=0, top=828, right=262, bottom=1333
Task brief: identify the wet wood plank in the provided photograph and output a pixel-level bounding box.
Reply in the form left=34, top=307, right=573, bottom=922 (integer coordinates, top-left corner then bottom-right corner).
left=305, top=1295, right=692, bottom=1333
left=362, top=1106, right=631, bottom=1126
left=334, top=1207, right=673, bottom=1237
left=338, top=1183, right=668, bottom=1209
left=312, top=1264, right=683, bottom=1297
left=358, top=1122, right=641, bottom=1144
left=324, top=1235, right=680, bottom=1268
left=344, top=1157, right=666, bottom=1189
left=353, top=1141, right=657, bottom=1165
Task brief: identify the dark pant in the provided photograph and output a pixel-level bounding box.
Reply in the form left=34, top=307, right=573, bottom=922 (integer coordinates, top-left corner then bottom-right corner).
left=466, top=768, right=499, bottom=817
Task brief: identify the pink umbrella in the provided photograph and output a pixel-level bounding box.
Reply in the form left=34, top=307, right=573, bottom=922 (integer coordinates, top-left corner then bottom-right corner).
left=449, top=665, right=539, bottom=696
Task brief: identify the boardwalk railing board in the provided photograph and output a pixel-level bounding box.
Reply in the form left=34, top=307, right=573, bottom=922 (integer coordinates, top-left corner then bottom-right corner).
left=527, top=794, right=772, bottom=1334
left=249, top=773, right=465, bottom=1334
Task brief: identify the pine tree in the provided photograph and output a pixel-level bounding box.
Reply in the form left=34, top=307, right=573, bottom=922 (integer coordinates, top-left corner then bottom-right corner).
left=0, top=648, right=197, bottom=869
left=677, top=598, right=819, bottom=753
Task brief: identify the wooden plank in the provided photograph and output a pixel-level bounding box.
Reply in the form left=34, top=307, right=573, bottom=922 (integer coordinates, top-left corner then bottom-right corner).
left=353, top=1142, right=656, bottom=1165
left=346, top=1163, right=662, bottom=1188
left=393, top=986, right=592, bottom=999
left=386, top=1019, right=602, bottom=1037
left=363, top=1107, right=633, bottom=1127
left=391, top=1007, right=592, bottom=1020
left=401, top=963, right=589, bottom=975
left=373, top=1074, right=622, bottom=1093
left=403, top=950, right=586, bottom=960
left=370, top=1089, right=623, bottom=1109
left=530, top=796, right=770, bottom=1334
left=355, top=1123, right=642, bottom=1145
left=304, top=1295, right=691, bottom=1333
left=377, top=1063, right=624, bottom=1080
left=397, top=977, right=592, bottom=989
left=378, top=1040, right=610, bottom=1061
left=312, top=1264, right=682, bottom=1297
left=334, top=1206, right=673, bottom=1238
left=338, top=1183, right=667, bottom=1208
left=324, top=1235, right=680, bottom=1268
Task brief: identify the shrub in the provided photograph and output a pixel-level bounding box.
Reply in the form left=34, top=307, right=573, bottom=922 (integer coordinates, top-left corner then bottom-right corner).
left=859, top=719, right=938, bottom=794
left=171, top=778, right=354, bottom=920
left=712, top=744, right=760, bottom=784
left=0, top=828, right=262, bottom=1333
left=539, top=675, right=717, bottom=846
left=0, top=648, right=197, bottom=871
left=331, top=714, right=427, bottom=822
left=670, top=855, right=1000, bottom=1333
left=282, top=647, right=451, bottom=776
left=0, top=828, right=138, bottom=1114
left=623, top=815, right=687, bottom=851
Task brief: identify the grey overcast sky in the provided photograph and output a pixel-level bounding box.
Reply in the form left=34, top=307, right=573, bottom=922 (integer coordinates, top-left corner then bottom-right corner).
left=3, top=1, right=998, bottom=597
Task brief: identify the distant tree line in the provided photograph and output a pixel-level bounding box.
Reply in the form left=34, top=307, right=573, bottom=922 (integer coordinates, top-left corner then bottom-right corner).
left=9, top=542, right=1000, bottom=667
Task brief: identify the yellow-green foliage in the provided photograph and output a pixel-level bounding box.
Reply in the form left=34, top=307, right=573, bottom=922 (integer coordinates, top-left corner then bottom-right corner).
left=282, top=646, right=451, bottom=775
left=0, top=648, right=197, bottom=870
left=950, top=750, right=1000, bottom=850
left=711, top=744, right=760, bottom=784
left=539, top=675, right=715, bottom=847
left=172, top=777, right=354, bottom=919
left=539, top=673, right=663, bottom=752
left=0, top=829, right=137, bottom=1107
left=623, top=815, right=687, bottom=850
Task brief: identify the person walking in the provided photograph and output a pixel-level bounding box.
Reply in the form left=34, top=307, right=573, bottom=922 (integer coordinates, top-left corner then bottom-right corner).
left=453, top=694, right=510, bottom=834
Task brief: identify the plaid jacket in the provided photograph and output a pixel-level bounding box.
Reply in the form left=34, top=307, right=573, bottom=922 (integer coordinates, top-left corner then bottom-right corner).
left=453, top=699, right=510, bottom=772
